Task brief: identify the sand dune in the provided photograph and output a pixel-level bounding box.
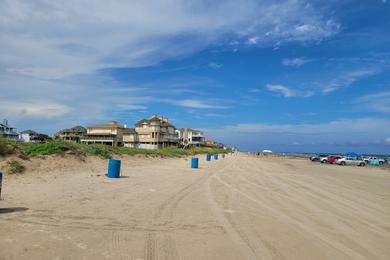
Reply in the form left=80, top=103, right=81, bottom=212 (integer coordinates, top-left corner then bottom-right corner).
left=1, top=153, right=389, bottom=260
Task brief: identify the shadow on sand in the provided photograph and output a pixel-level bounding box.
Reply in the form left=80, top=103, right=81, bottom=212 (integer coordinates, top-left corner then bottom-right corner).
left=103, top=174, right=129, bottom=178
left=0, top=207, right=29, bottom=214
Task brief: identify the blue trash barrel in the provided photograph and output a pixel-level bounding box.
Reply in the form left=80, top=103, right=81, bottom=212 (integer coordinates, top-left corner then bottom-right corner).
left=214, top=154, right=219, bottom=160
left=191, top=157, right=199, bottom=169
left=108, top=159, right=121, bottom=178
left=206, top=154, right=211, bottom=161
left=0, top=172, right=3, bottom=199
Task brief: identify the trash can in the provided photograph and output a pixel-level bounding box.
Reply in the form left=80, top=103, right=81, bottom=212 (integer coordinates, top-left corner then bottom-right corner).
left=222, top=154, right=225, bottom=158
left=214, top=154, right=218, bottom=160
left=206, top=154, right=211, bottom=161
left=108, top=159, right=121, bottom=178
left=191, top=157, right=199, bottom=169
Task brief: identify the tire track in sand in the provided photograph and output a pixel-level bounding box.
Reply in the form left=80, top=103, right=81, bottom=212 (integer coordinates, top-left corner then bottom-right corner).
left=204, top=155, right=272, bottom=260
left=211, top=170, right=367, bottom=260
left=144, top=158, right=229, bottom=259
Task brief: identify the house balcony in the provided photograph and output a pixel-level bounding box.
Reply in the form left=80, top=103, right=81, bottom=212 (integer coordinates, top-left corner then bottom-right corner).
left=80, top=135, right=116, bottom=141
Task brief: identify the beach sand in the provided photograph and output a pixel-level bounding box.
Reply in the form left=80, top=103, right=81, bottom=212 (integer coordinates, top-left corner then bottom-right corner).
left=1, top=153, right=389, bottom=260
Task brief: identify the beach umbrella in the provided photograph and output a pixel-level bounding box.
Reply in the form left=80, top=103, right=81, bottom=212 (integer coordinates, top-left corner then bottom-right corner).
left=345, top=152, right=359, bottom=157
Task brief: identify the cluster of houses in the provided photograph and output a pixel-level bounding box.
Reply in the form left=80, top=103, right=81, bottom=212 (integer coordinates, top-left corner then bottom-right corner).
left=1, top=115, right=226, bottom=150
left=0, top=119, right=51, bottom=143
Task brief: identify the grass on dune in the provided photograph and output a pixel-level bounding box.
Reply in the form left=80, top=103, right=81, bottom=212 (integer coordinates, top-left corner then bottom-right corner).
left=0, top=137, right=229, bottom=159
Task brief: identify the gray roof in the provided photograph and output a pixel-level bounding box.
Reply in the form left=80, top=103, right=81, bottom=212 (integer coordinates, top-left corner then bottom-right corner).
left=20, top=130, right=38, bottom=134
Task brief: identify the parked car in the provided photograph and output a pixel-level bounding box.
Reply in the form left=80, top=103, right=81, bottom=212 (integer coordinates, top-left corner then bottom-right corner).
left=327, top=156, right=342, bottom=164
left=320, top=155, right=329, bottom=163
left=335, top=157, right=366, bottom=166
left=310, top=154, right=328, bottom=162
left=363, top=157, right=385, bottom=165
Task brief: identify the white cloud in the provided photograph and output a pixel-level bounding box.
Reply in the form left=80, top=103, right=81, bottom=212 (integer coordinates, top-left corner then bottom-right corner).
left=266, top=84, right=313, bottom=97
left=266, top=68, right=381, bottom=98
left=282, top=57, right=312, bottom=67
left=321, top=69, right=378, bottom=93
left=203, top=118, right=390, bottom=152
left=0, top=0, right=340, bottom=80
left=385, top=137, right=390, bottom=144
left=266, top=84, right=295, bottom=97
left=118, top=104, right=148, bottom=110
left=208, top=62, right=223, bottom=69
left=173, top=99, right=229, bottom=109
left=355, top=91, right=390, bottom=113
left=0, top=100, right=71, bottom=118
left=219, top=118, right=390, bottom=134
left=0, top=0, right=341, bottom=131
left=247, top=36, right=259, bottom=45
left=295, top=24, right=316, bottom=33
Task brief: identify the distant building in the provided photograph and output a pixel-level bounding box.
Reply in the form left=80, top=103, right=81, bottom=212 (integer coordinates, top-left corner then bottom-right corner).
left=80, top=121, right=126, bottom=146
left=19, top=130, right=38, bottom=142
left=204, top=139, right=216, bottom=146
left=122, top=128, right=139, bottom=148
left=123, top=115, right=178, bottom=149
left=55, top=126, right=86, bottom=143
left=176, top=128, right=204, bottom=147
left=204, top=139, right=227, bottom=149
left=0, top=119, right=19, bottom=141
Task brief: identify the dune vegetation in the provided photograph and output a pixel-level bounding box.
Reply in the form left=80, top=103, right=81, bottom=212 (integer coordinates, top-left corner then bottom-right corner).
left=0, top=137, right=229, bottom=159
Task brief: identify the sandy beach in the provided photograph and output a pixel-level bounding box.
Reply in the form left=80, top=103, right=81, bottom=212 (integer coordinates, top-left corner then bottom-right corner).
left=1, top=153, right=389, bottom=260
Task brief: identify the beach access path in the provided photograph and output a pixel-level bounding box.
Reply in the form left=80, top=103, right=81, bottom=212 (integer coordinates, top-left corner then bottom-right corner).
left=0, top=153, right=389, bottom=260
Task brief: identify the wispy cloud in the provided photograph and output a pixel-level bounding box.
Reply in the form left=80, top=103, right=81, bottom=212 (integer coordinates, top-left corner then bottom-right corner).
left=172, top=99, right=230, bottom=109
left=0, top=0, right=341, bottom=131
left=321, top=69, right=378, bottom=93
left=266, top=84, right=313, bottom=97
left=118, top=104, right=148, bottom=110
left=208, top=62, right=223, bottom=69
left=355, top=91, right=390, bottom=113
left=203, top=118, right=390, bottom=152
left=267, top=67, right=381, bottom=98
left=0, top=0, right=340, bottom=80
left=282, top=57, right=313, bottom=67
left=0, top=100, right=71, bottom=118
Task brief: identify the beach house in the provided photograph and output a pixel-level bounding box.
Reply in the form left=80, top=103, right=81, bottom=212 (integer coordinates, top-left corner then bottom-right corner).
left=55, top=126, right=86, bottom=143
left=80, top=121, right=127, bottom=146
left=176, top=128, right=204, bottom=147
left=0, top=119, right=19, bottom=141
left=19, top=130, right=38, bottom=142
left=123, top=115, right=178, bottom=149
left=122, top=128, right=139, bottom=148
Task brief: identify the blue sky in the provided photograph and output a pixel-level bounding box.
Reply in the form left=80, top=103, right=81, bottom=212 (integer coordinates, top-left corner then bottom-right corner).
left=1, top=0, right=390, bottom=154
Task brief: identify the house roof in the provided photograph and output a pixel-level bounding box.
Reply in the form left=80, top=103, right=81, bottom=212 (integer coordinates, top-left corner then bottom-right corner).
left=122, top=128, right=137, bottom=134
left=70, top=126, right=86, bottom=132
left=57, top=125, right=86, bottom=134
left=20, top=130, right=37, bottom=134
left=88, top=121, right=125, bottom=129
left=135, top=116, right=175, bottom=128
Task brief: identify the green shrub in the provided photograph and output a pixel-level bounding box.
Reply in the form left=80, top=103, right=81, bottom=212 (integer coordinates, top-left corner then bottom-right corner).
left=6, top=159, right=26, bottom=174
left=75, top=144, right=113, bottom=159
left=0, top=137, right=230, bottom=159
left=23, top=141, right=71, bottom=157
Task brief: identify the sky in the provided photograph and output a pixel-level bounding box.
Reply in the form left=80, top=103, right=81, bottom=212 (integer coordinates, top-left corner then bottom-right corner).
left=1, top=0, right=390, bottom=154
